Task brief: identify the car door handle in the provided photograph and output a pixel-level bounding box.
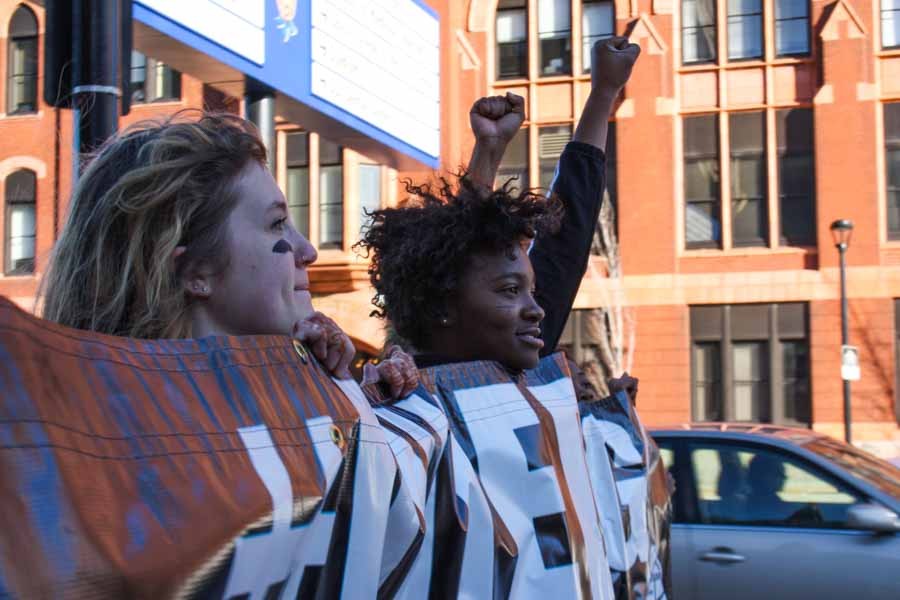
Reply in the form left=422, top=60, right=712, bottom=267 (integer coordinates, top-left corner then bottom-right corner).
left=700, top=549, right=746, bottom=564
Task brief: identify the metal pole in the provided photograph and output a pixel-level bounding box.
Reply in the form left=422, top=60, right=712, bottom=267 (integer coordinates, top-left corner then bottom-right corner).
left=839, top=244, right=851, bottom=443
left=245, top=78, right=276, bottom=173
left=73, top=0, right=121, bottom=165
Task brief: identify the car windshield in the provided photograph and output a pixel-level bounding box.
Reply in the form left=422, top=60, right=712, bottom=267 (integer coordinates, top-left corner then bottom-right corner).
left=802, top=437, right=900, bottom=499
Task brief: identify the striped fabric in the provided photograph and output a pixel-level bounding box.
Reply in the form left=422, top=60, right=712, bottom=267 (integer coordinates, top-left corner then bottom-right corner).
left=0, top=297, right=670, bottom=599
left=369, top=355, right=671, bottom=600
left=0, top=297, right=404, bottom=598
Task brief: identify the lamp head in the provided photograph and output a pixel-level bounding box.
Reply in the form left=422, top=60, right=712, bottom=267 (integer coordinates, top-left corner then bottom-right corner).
left=830, top=219, right=853, bottom=249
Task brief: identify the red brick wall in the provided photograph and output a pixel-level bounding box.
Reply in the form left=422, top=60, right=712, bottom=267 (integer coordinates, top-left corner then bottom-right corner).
left=810, top=298, right=897, bottom=425
left=629, top=304, right=691, bottom=426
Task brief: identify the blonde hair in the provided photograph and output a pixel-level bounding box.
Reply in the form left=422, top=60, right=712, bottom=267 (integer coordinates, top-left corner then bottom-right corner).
left=40, top=111, right=267, bottom=338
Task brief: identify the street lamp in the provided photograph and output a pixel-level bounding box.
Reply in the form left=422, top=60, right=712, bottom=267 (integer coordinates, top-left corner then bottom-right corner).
left=830, top=219, right=854, bottom=443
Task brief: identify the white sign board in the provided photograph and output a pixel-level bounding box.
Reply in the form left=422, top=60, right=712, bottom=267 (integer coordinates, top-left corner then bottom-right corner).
left=310, top=0, right=441, bottom=158
left=137, top=0, right=266, bottom=65
left=841, top=345, right=860, bottom=381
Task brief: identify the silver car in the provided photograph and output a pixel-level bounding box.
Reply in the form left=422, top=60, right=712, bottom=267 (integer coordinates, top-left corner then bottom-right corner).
left=651, top=424, right=900, bottom=599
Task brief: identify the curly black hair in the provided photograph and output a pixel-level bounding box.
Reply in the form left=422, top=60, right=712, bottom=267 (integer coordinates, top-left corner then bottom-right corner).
left=355, top=175, right=563, bottom=350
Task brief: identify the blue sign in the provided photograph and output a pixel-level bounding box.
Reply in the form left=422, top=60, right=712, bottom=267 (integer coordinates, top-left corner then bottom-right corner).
left=134, top=0, right=440, bottom=167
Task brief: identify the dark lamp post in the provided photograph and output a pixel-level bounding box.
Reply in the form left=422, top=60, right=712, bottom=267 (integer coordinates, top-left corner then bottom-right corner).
left=830, top=219, right=853, bottom=443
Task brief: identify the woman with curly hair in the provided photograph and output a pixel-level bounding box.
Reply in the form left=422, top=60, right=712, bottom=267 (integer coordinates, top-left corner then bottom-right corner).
left=354, top=39, right=667, bottom=600
left=359, top=38, right=640, bottom=371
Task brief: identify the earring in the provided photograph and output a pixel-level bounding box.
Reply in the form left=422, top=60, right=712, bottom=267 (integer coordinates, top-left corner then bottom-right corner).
left=440, top=317, right=450, bottom=326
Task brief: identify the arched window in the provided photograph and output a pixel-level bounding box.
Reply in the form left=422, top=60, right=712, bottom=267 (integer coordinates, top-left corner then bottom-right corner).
left=7, top=4, right=39, bottom=114
left=5, top=169, right=36, bottom=275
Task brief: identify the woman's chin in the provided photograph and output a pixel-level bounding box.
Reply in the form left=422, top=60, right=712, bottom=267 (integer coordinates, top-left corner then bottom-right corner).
left=505, top=351, right=540, bottom=371
left=293, top=291, right=314, bottom=319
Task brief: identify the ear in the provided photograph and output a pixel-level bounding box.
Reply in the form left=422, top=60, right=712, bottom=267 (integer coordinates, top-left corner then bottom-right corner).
left=174, top=245, right=213, bottom=300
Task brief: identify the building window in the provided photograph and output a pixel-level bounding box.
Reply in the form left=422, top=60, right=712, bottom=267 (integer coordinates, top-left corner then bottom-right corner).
left=683, top=0, right=717, bottom=64
left=7, top=5, right=38, bottom=114
left=538, top=0, right=571, bottom=76
left=727, top=0, right=764, bottom=60
left=887, top=103, right=900, bottom=241
left=684, top=114, right=721, bottom=248
left=777, top=108, right=816, bottom=246
left=319, top=138, right=343, bottom=249
left=358, top=164, right=381, bottom=241
left=883, top=0, right=900, bottom=49
left=496, top=128, right=530, bottom=194
left=730, top=112, right=767, bottom=246
left=732, top=341, right=769, bottom=420
left=129, top=51, right=181, bottom=104
left=775, top=0, right=810, bottom=56
left=582, top=1, right=614, bottom=73
left=496, top=0, right=528, bottom=79
left=4, top=169, right=36, bottom=275
left=690, top=303, right=811, bottom=426
left=538, top=124, right=571, bottom=190
left=693, top=342, right=723, bottom=421
left=286, top=132, right=310, bottom=238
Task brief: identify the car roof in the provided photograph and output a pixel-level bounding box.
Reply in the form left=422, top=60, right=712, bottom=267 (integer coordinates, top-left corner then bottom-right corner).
left=648, top=422, right=828, bottom=447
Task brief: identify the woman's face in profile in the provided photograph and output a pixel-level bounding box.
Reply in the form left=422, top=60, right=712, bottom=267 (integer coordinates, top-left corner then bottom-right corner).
left=201, top=162, right=319, bottom=336
left=444, top=243, right=546, bottom=370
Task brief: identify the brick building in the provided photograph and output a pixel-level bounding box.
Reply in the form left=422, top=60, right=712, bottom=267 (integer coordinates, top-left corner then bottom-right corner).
left=1, top=0, right=899, bottom=454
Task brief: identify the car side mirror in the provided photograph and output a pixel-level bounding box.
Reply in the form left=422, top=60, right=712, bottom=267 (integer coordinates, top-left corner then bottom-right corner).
left=846, top=503, right=900, bottom=533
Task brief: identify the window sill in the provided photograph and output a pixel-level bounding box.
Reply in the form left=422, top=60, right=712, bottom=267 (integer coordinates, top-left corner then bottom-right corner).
left=494, top=77, right=530, bottom=86
left=771, top=55, right=815, bottom=65
left=313, top=248, right=356, bottom=265
left=536, top=73, right=575, bottom=83
left=878, top=47, right=900, bottom=57
left=679, top=61, right=719, bottom=72
left=682, top=246, right=817, bottom=258
left=0, top=110, right=42, bottom=121
left=678, top=57, right=814, bottom=75
left=130, top=99, right=183, bottom=108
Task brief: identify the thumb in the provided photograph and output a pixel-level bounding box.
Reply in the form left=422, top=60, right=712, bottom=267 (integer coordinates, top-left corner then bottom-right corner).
left=506, top=92, right=525, bottom=113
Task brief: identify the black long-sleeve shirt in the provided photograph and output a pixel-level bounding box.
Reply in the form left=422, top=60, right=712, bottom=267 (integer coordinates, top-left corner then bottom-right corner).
left=531, top=141, right=607, bottom=356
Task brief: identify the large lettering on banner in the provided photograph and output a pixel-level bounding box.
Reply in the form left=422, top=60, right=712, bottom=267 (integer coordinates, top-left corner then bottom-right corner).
left=0, top=297, right=410, bottom=599
left=0, top=297, right=669, bottom=599
left=403, top=356, right=618, bottom=600
left=222, top=419, right=341, bottom=599
left=580, top=391, right=672, bottom=600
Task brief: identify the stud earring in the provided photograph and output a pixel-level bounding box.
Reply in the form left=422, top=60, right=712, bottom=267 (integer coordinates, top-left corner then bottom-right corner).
left=440, top=317, right=450, bottom=326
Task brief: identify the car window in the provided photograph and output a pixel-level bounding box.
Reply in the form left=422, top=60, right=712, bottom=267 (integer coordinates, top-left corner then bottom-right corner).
left=659, top=446, right=675, bottom=472
left=688, top=442, right=864, bottom=529
left=802, top=437, right=900, bottom=499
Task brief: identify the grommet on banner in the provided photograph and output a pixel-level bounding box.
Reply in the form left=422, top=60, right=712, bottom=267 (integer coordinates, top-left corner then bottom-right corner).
left=329, top=424, right=345, bottom=449
left=292, top=339, right=309, bottom=364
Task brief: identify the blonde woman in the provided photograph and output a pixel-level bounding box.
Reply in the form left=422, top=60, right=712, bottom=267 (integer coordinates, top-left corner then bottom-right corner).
left=39, top=112, right=415, bottom=394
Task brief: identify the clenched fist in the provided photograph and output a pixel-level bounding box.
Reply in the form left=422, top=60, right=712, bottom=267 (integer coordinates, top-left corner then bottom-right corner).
left=590, top=36, right=641, bottom=93
left=469, top=92, right=526, bottom=148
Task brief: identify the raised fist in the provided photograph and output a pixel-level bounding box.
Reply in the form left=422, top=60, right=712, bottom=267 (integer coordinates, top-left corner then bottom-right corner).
left=469, top=92, right=526, bottom=148
left=590, top=36, right=641, bottom=93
